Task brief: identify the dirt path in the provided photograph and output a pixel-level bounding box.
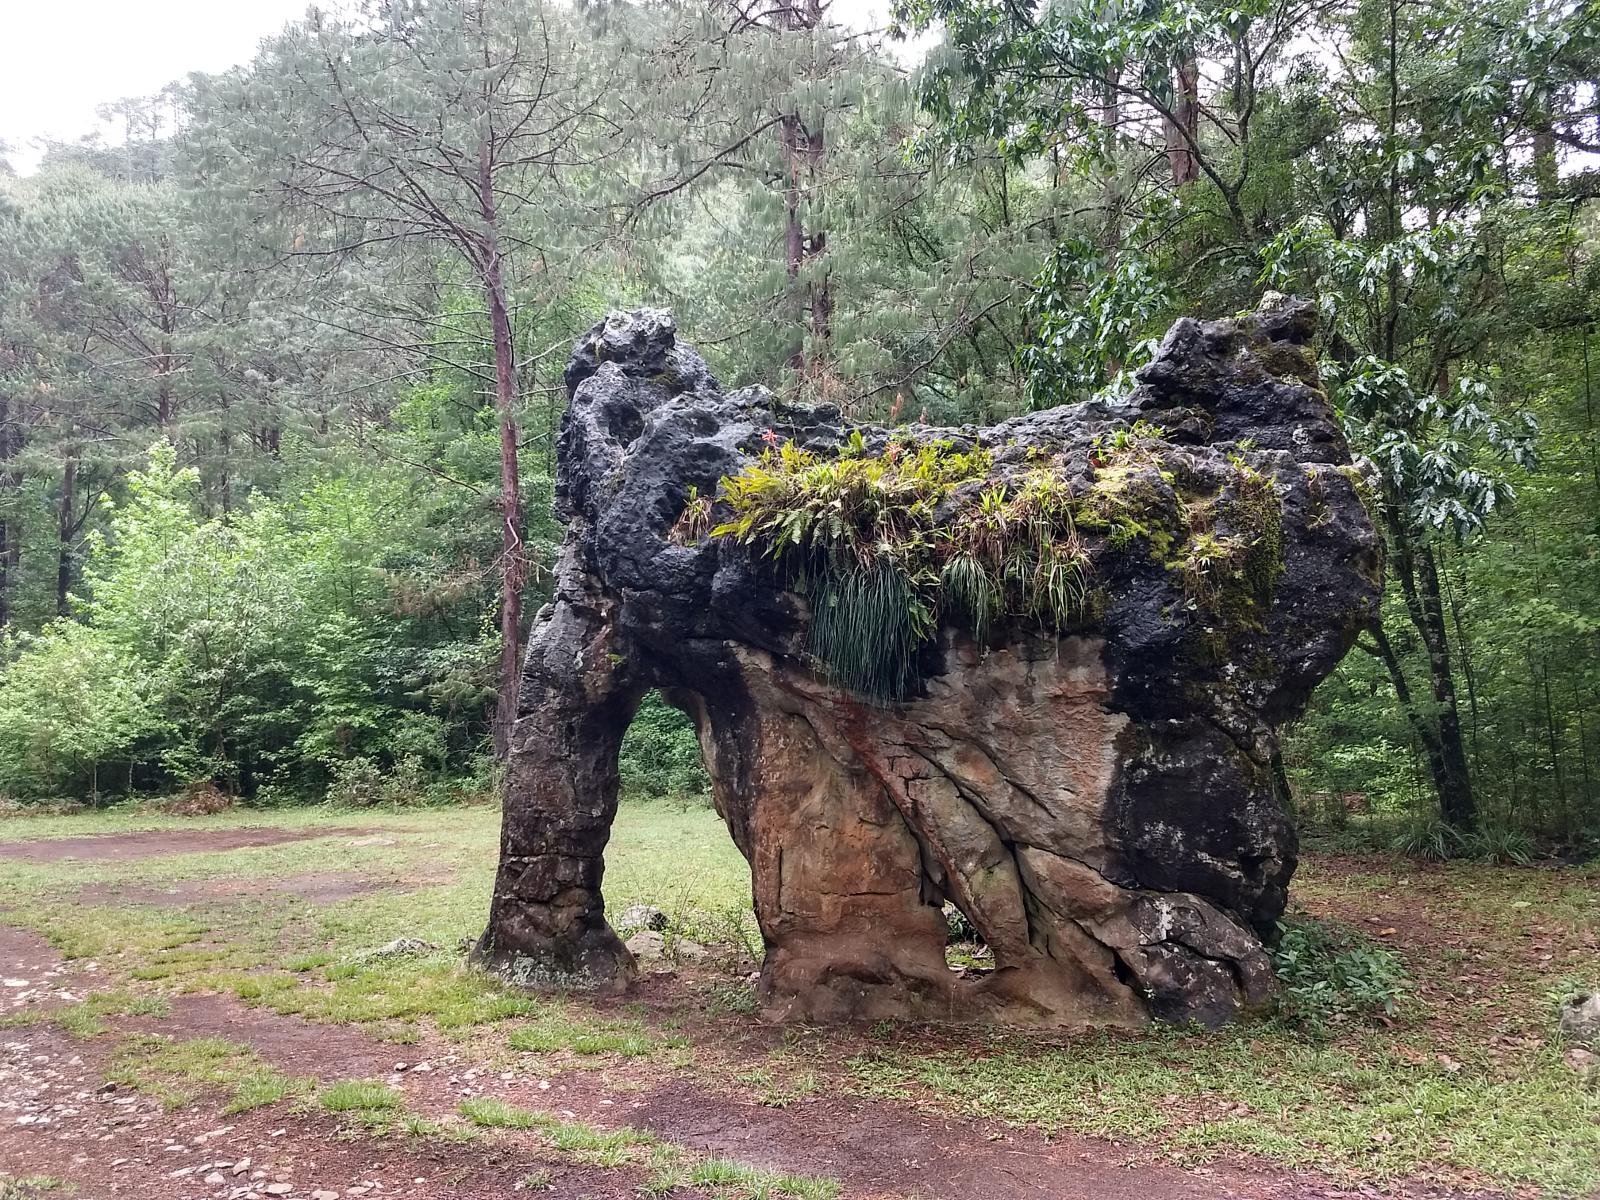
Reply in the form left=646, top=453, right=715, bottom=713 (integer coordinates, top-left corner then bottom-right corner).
left=0, top=827, right=380, bottom=863
left=0, top=926, right=1492, bottom=1200
left=0, top=926, right=101, bottom=1016
left=0, top=1022, right=634, bottom=1200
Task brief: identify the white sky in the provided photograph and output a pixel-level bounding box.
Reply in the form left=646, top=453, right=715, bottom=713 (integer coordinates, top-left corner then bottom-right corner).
left=0, top=0, right=310, bottom=173
left=0, top=0, right=911, bottom=176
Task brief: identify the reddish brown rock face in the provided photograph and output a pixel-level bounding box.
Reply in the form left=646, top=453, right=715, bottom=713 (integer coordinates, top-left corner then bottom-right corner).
left=476, top=303, right=1382, bottom=1027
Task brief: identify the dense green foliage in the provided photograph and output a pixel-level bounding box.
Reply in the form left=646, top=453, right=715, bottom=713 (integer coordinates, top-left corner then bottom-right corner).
left=619, top=692, right=709, bottom=800
left=1, top=0, right=1598, bottom=850
left=0, top=434, right=529, bottom=801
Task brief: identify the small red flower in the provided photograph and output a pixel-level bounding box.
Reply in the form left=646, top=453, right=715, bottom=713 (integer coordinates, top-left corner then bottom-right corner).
left=761, top=428, right=780, bottom=447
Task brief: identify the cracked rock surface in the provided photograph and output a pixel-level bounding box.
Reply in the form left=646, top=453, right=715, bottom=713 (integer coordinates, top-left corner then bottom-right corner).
left=477, top=300, right=1382, bottom=1027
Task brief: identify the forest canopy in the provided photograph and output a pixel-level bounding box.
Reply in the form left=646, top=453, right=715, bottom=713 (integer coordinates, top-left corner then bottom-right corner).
left=1, top=0, right=1597, bottom=855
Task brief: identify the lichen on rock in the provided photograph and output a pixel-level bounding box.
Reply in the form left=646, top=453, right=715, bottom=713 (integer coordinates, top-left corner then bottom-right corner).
left=475, top=299, right=1383, bottom=1028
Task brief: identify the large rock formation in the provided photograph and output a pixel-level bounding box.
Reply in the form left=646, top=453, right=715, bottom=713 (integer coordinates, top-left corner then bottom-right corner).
left=476, top=299, right=1382, bottom=1028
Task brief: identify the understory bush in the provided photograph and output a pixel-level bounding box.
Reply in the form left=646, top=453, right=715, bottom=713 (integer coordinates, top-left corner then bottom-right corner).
left=1389, top=816, right=1538, bottom=864
left=1270, top=914, right=1406, bottom=1030
left=0, top=442, right=510, bottom=806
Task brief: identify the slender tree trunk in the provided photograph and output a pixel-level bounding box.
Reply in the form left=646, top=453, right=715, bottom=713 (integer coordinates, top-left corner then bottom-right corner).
left=1163, top=54, right=1200, bottom=185
left=1532, top=126, right=1559, bottom=204
left=1576, top=685, right=1595, bottom=835
left=775, top=0, right=827, bottom=377
left=157, top=338, right=175, bottom=430
left=804, top=116, right=830, bottom=377
left=1539, top=654, right=1569, bottom=825
left=57, top=451, right=77, bottom=617
left=157, top=257, right=177, bottom=431
left=1583, top=328, right=1600, bottom=506
left=0, top=509, right=9, bottom=630
left=217, top=401, right=232, bottom=514
left=1441, top=553, right=1480, bottom=775
left=1100, top=69, right=1123, bottom=254
left=1367, top=618, right=1464, bottom=824
left=479, top=145, right=525, bottom=761
left=1413, top=541, right=1476, bottom=829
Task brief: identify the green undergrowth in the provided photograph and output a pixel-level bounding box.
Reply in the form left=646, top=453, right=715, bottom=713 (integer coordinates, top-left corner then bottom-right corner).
left=0, top=1176, right=68, bottom=1199
left=1270, top=914, right=1407, bottom=1030
left=318, top=1078, right=405, bottom=1120
left=0, top=988, right=169, bottom=1038
left=457, top=1098, right=839, bottom=1198
left=176, top=954, right=688, bottom=1061
left=215, top=956, right=540, bottom=1030
left=107, top=1034, right=311, bottom=1113
left=507, top=1008, right=687, bottom=1058
left=690, top=427, right=1286, bottom=699
left=315, top=1078, right=478, bottom=1141
left=845, top=1025, right=1600, bottom=1195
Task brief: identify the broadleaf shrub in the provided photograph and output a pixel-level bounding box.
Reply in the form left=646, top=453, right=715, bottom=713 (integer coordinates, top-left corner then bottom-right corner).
left=1270, top=914, right=1406, bottom=1030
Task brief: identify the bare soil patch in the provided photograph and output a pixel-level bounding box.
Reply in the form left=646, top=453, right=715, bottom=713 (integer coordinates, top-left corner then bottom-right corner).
left=0, top=827, right=379, bottom=864
left=0, top=926, right=99, bottom=1017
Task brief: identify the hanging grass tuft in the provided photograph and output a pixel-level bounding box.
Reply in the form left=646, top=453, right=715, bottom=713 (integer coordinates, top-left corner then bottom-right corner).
left=939, top=552, right=1000, bottom=646
left=806, top=559, right=931, bottom=702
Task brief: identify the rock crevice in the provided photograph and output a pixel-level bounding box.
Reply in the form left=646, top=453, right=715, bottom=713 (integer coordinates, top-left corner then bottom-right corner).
left=478, top=301, right=1382, bottom=1027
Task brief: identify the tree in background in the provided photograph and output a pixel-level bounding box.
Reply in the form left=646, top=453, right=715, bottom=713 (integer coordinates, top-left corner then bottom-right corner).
left=0, top=619, right=157, bottom=799
left=186, top=0, right=626, bottom=756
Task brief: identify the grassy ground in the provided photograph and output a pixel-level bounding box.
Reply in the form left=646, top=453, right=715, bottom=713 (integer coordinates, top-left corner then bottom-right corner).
left=2, top=800, right=1596, bottom=1196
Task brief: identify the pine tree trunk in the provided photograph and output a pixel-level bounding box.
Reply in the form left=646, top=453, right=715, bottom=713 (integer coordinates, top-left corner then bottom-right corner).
left=776, top=0, right=827, bottom=376
left=804, top=115, right=829, bottom=374
left=0, top=394, right=13, bottom=629
left=781, top=115, right=806, bottom=370
left=480, top=145, right=525, bottom=761
left=57, top=451, right=77, bottom=617
left=0, top=509, right=9, bottom=629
